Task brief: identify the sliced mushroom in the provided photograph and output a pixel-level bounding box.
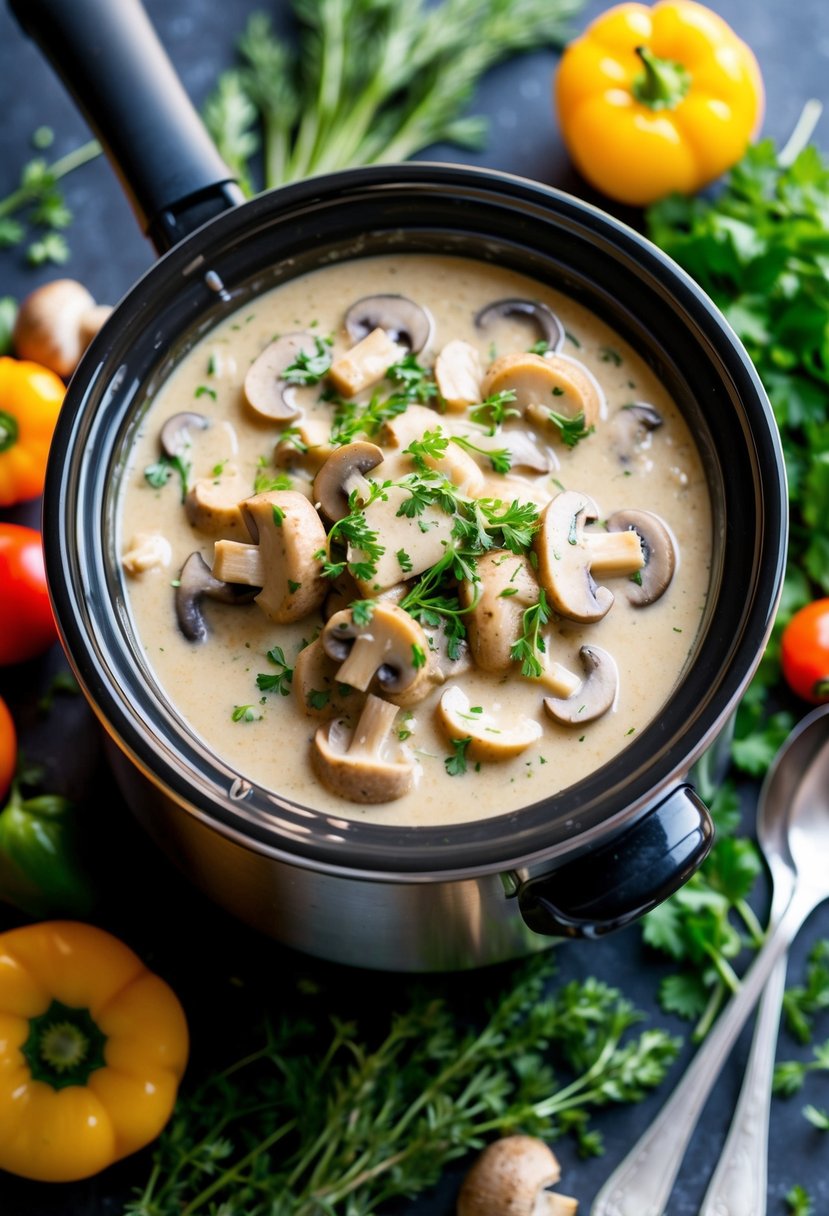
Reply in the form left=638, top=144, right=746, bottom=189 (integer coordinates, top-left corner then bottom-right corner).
left=534, top=491, right=644, bottom=623
left=456, top=1134, right=577, bottom=1216
left=460, top=551, right=540, bottom=673
left=481, top=351, right=605, bottom=433
left=175, top=551, right=256, bottom=643
left=344, top=294, right=433, bottom=353
left=244, top=332, right=318, bottom=421
left=292, top=637, right=366, bottom=718
left=348, top=484, right=456, bottom=594
left=474, top=298, right=565, bottom=353
left=438, top=685, right=542, bottom=760
left=311, top=693, right=414, bottom=803
left=611, top=402, right=663, bottom=464
left=313, top=441, right=384, bottom=522
left=471, top=427, right=555, bottom=474
left=329, top=327, right=406, bottom=397
left=382, top=409, right=486, bottom=495
left=543, top=645, right=618, bottom=725
left=435, top=339, right=483, bottom=411
left=160, top=411, right=209, bottom=459
left=274, top=419, right=336, bottom=476
left=322, top=601, right=431, bottom=703
left=606, top=508, right=677, bottom=605
left=212, top=490, right=327, bottom=623
left=184, top=469, right=248, bottom=538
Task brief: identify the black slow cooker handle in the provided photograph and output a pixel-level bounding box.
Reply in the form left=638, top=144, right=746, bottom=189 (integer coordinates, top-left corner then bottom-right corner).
left=518, top=785, right=713, bottom=937
left=8, top=0, right=244, bottom=253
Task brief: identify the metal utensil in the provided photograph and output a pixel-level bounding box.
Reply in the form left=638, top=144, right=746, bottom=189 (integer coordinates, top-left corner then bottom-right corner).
left=591, top=703, right=829, bottom=1216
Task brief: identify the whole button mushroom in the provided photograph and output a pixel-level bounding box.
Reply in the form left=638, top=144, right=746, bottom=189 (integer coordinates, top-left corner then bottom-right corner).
left=321, top=601, right=432, bottom=704
left=311, top=693, right=414, bottom=803
left=211, top=490, right=327, bottom=623
left=456, top=1134, right=577, bottom=1216
left=13, top=278, right=112, bottom=379
left=313, top=441, right=384, bottom=522
left=534, top=490, right=644, bottom=623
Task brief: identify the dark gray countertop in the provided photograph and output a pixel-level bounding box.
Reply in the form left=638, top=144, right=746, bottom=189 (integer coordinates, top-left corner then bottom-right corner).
left=1, top=1, right=828, bottom=1213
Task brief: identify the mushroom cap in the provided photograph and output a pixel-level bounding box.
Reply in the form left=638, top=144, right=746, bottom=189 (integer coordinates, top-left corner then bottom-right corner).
left=461, top=551, right=541, bottom=672
left=311, top=693, right=414, bottom=803
left=322, top=601, right=431, bottom=699
left=438, top=685, right=542, bottom=760
left=244, top=332, right=317, bottom=421
left=293, top=637, right=366, bottom=718
left=184, top=471, right=248, bottom=538
left=474, top=298, right=565, bottom=353
left=482, top=352, right=604, bottom=432
left=534, top=491, right=614, bottom=624
left=543, top=645, right=618, bottom=726
left=456, top=1135, right=563, bottom=1216
left=313, top=441, right=384, bottom=522
left=344, top=294, right=433, bottom=353
left=12, top=278, right=103, bottom=379
left=610, top=402, right=664, bottom=464
left=606, top=508, right=677, bottom=605
left=435, top=339, right=483, bottom=411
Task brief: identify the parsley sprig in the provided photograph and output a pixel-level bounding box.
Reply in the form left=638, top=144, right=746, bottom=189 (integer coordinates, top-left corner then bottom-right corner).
left=126, top=955, right=679, bottom=1216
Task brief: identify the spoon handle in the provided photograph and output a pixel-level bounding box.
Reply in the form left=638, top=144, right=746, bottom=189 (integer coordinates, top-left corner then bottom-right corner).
left=696, top=952, right=788, bottom=1216
left=590, top=906, right=798, bottom=1216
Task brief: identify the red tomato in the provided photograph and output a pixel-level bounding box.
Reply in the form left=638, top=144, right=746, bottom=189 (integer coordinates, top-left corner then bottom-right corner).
left=780, top=598, right=829, bottom=704
left=0, top=695, right=15, bottom=801
left=0, top=523, right=58, bottom=665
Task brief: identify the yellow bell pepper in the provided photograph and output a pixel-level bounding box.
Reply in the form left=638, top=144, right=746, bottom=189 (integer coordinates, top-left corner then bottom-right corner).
left=0, top=355, right=64, bottom=507
left=555, top=0, right=764, bottom=206
left=0, top=920, right=189, bottom=1182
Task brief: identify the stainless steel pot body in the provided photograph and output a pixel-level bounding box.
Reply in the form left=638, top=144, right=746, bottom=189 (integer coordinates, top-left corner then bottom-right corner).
left=16, top=0, right=787, bottom=969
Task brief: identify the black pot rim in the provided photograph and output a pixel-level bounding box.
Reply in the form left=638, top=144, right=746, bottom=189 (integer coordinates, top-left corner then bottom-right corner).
left=44, top=162, right=788, bottom=878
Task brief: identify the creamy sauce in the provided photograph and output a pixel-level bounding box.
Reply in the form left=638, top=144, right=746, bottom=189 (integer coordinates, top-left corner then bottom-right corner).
left=118, top=254, right=712, bottom=826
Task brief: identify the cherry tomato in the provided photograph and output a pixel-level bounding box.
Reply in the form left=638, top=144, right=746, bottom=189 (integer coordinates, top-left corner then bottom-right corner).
left=780, top=598, right=829, bottom=704
left=0, top=695, right=15, bottom=801
left=0, top=523, right=58, bottom=665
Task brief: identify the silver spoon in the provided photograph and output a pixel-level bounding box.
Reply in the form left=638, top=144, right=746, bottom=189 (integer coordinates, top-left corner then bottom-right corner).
left=591, top=703, right=829, bottom=1216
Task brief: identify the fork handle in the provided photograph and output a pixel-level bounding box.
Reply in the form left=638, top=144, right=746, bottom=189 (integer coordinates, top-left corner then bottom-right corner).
left=590, top=898, right=802, bottom=1216
left=696, top=952, right=788, bottom=1216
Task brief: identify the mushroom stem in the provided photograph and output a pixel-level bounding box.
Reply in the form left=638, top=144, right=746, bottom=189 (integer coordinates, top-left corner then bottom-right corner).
left=211, top=541, right=265, bottom=587
left=347, top=694, right=400, bottom=757
left=335, top=635, right=386, bottom=691
left=585, top=529, right=645, bottom=576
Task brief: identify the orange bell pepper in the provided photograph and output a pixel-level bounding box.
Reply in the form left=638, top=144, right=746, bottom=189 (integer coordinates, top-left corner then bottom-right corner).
left=0, top=920, right=189, bottom=1182
left=555, top=0, right=764, bottom=206
left=0, top=356, right=64, bottom=507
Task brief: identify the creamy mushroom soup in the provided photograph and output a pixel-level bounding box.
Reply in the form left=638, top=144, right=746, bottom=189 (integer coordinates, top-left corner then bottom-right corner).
left=118, top=254, right=712, bottom=826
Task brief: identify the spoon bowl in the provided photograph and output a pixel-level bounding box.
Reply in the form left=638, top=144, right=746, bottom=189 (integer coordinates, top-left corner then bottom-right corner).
left=591, top=703, right=829, bottom=1216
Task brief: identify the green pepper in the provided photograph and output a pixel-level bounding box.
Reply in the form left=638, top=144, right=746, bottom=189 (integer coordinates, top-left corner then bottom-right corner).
left=0, top=772, right=95, bottom=917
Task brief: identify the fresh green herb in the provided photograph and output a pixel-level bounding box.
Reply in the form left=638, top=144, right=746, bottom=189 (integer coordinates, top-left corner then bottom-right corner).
left=282, top=335, right=333, bottom=385
left=254, top=467, right=293, bottom=494
left=451, top=432, right=512, bottom=474
left=786, top=1185, right=815, bottom=1216
left=599, top=345, right=622, bottom=366
left=350, top=599, right=376, bottom=626
left=547, top=408, right=594, bottom=448
left=781, top=940, right=829, bottom=1044
left=0, top=296, right=17, bottom=355
left=321, top=484, right=388, bottom=580
left=469, top=389, right=520, bottom=435
left=387, top=353, right=438, bottom=403
left=412, top=643, right=427, bottom=669
left=272, top=504, right=285, bottom=526
left=307, top=689, right=331, bottom=711
left=328, top=386, right=410, bottom=445
left=203, top=0, right=583, bottom=192
left=194, top=384, right=217, bottom=401
left=256, top=646, right=295, bottom=697
left=396, top=547, right=413, bottom=573
left=0, top=137, right=100, bottom=262
left=803, top=1105, right=829, bottom=1130
left=509, top=591, right=550, bottom=678
left=144, top=455, right=190, bottom=503
left=444, top=736, right=472, bottom=776
left=126, top=956, right=677, bottom=1216
left=231, top=704, right=263, bottom=723
left=641, top=782, right=764, bottom=1040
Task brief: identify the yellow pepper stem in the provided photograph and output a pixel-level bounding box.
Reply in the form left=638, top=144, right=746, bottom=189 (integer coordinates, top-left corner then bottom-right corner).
left=632, top=45, right=691, bottom=111
left=21, top=999, right=108, bottom=1091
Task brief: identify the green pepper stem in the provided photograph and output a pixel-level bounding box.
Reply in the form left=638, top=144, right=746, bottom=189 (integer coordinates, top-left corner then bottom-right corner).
left=22, top=999, right=107, bottom=1090
left=632, top=45, right=691, bottom=112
